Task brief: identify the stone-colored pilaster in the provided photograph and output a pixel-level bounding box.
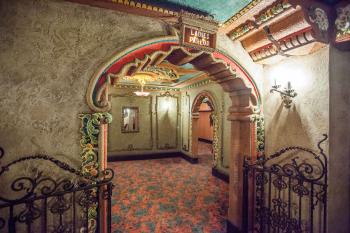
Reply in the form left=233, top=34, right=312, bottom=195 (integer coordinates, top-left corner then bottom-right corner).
left=191, top=113, right=200, bottom=158
left=227, top=88, right=255, bottom=230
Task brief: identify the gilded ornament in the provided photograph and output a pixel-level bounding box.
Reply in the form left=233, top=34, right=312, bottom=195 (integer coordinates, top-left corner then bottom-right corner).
left=211, top=114, right=221, bottom=168
left=252, top=115, right=265, bottom=155
left=79, top=112, right=112, bottom=233
left=335, top=4, right=350, bottom=42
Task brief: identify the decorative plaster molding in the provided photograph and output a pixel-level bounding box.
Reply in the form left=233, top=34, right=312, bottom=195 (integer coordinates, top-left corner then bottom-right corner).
left=223, top=0, right=263, bottom=27
left=156, top=91, right=179, bottom=150
left=191, top=90, right=222, bottom=168
left=79, top=112, right=112, bottom=177
left=229, top=0, right=293, bottom=41
left=181, top=92, right=191, bottom=152
left=114, top=84, right=180, bottom=92
left=252, top=114, right=265, bottom=156
left=87, top=38, right=261, bottom=114
left=212, top=113, right=220, bottom=168
left=182, top=78, right=213, bottom=90
left=110, top=95, right=153, bottom=152
left=78, top=112, right=112, bottom=233
left=255, top=0, right=292, bottom=25
left=335, top=4, right=350, bottom=43
left=309, top=7, right=329, bottom=32
left=250, top=27, right=315, bottom=62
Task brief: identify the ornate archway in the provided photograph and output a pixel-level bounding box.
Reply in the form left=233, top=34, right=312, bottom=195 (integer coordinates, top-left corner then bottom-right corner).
left=86, top=35, right=262, bottom=230
left=191, top=91, right=220, bottom=167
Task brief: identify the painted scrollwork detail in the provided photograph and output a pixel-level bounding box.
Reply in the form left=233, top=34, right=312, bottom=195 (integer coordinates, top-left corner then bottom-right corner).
left=211, top=114, right=220, bottom=167
left=79, top=112, right=112, bottom=233
left=79, top=112, right=112, bottom=177
left=252, top=115, right=265, bottom=156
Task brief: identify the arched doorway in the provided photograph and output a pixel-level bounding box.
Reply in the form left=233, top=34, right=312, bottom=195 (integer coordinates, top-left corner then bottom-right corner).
left=86, top=36, right=262, bottom=230
left=191, top=91, right=220, bottom=168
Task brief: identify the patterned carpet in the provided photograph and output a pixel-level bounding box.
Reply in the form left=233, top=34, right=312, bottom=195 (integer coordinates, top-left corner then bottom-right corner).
left=109, top=142, right=228, bottom=233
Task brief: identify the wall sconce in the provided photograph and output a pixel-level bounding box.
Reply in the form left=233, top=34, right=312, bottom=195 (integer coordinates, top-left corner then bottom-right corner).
left=270, top=80, right=297, bottom=108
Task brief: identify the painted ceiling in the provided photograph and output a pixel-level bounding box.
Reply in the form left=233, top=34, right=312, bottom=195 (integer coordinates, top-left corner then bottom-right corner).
left=137, top=0, right=253, bottom=22
left=119, top=62, right=203, bottom=87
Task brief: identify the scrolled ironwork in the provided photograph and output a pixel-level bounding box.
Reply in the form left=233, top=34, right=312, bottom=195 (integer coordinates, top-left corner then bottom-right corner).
left=242, top=134, right=328, bottom=233
left=0, top=148, right=99, bottom=204
left=272, top=176, right=287, bottom=190
left=50, top=195, right=71, bottom=215
left=292, top=181, right=310, bottom=197
left=0, top=146, right=114, bottom=233
left=256, top=134, right=328, bottom=183
left=17, top=201, right=41, bottom=224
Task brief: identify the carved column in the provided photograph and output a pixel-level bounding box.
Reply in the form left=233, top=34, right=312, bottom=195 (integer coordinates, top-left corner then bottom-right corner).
left=191, top=112, right=200, bottom=158
left=227, top=89, right=255, bottom=231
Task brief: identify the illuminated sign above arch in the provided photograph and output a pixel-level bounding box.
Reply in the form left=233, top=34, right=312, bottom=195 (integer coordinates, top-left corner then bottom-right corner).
left=182, top=25, right=217, bottom=50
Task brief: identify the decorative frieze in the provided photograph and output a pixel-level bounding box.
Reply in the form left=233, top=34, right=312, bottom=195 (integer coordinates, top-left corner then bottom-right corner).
left=183, top=78, right=213, bottom=90
left=114, top=84, right=180, bottom=92
left=111, top=0, right=177, bottom=16
left=228, top=0, right=292, bottom=40
left=250, top=28, right=315, bottom=62
left=255, top=0, right=292, bottom=25
left=223, top=0, right=263, bottom=27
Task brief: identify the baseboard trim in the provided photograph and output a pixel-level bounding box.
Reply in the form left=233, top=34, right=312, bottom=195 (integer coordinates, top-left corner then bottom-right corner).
left=108, top=152, right=199, bottom=164
left=227, top=220, right=241, bottom=233
left=108, top=152, right=179, bottom=162
left=180, top=153, right=199, bottom=164
left=212, top=167, right=229, bottom=183
left=198, top=138, right=213, bottom=144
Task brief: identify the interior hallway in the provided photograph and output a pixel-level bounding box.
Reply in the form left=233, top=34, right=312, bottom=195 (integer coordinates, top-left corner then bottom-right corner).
left=110, top=142, right=228, bottom=233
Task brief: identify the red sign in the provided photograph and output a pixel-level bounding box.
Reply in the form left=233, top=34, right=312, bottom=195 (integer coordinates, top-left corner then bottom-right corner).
left=182, top=25, right=216, bottom=50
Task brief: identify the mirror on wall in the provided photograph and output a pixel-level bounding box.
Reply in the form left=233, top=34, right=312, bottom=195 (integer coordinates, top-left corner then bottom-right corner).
left=122, top=107, right=139, bottom=133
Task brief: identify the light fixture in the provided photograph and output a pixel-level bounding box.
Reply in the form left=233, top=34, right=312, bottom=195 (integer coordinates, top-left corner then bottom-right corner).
left=133, top=78, right=150, bottom=96
left=270, top=80, right=297, bottom=108
left=134, top=85, right=150, bottom=96
left=122, top=66, right=180, bottom=97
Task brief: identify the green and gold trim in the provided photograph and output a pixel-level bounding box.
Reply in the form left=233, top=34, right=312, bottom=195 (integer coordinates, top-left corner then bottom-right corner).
left=223, top=0, right=263, bottom=27
left=156, top=91, right=180, bottom=150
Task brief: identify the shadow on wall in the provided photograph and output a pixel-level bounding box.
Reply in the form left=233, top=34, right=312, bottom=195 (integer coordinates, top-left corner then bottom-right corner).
left=266, top=103, right=312, bottom=153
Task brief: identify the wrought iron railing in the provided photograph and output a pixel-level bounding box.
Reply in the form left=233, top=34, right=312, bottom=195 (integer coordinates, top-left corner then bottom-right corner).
left=242, top=134, right=328, bottom=233
left=0, top=147, right=114, bottom=233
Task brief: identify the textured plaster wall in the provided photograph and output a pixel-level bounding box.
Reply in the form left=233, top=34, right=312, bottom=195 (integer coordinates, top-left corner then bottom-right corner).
left=216, top=33, right=264, bottom=95
left=263, top=47, right=329, bottom=154
left=180, top=82, right=231, bottom=174
left=108, top=88, right=180, bottom=156
left=0, top=0, right=167, bottom=168
left=328, top=47, right=350, bottom=233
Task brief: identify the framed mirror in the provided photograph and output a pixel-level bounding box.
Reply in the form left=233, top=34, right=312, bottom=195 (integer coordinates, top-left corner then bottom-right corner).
left=122, top=107, right=139, bottom=133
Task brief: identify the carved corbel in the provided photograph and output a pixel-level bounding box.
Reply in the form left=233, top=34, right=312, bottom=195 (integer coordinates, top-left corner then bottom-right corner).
left=227, top=89, right=258, bottom=122
left=332, top=1, right=350, bottom=50
left=290, top=0, right=350, bottom=50
left=289, top=0, right=331, bottom=43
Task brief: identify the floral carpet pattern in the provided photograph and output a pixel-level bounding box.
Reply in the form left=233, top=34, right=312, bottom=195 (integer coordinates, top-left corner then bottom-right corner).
left=109, top=142, right=228, bottom=233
